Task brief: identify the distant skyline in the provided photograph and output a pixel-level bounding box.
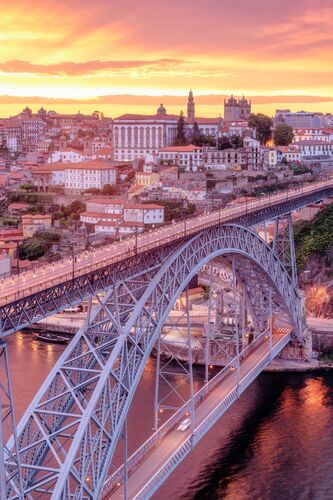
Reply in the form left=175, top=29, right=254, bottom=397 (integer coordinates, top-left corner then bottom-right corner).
left=1, top=0, right=333, bottom=116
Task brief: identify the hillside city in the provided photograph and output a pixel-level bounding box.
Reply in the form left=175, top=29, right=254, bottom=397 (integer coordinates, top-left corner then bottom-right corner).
left=0, top=91, right=332, bottom=317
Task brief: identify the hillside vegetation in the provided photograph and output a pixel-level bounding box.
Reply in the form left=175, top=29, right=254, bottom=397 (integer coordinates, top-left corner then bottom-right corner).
left=294, top=203, right=333, bottom=270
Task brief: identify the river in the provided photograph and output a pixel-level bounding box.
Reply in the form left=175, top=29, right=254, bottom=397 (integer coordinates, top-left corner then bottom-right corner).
left=6, top=332, right=333, bottom=499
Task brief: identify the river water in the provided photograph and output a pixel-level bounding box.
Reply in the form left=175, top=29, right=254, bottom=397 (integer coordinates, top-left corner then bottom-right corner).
left=6, top=332, right=333, bottom=500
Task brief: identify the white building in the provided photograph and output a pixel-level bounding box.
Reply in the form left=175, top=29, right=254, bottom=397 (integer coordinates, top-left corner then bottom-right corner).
left=158, top=145, right=203, bottom=172
left=293, top=128, right=333, bottom=142
left=49, top=148, right=86, bottom=163
left=64, top=162, right=117, bottom=192
left=86, top=197, right=125, bottom=215
left=262, top=148, right=278, bottom=168
left=276, top=146, right=301, bottom=163
left=80, top=212, right=122, bottom=225
left=113, top=105, right=178, bottom=161
left=124, top=204, right=164, bottom=224
left=296, top=141, right=333, bottom=157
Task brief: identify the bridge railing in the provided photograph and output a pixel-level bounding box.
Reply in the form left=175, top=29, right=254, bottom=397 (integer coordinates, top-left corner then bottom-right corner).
left=102, top=332, right=267, bottom=497
left=133, top=332, right=291, bottom=500
left=1, top=177, right=332, bottom=306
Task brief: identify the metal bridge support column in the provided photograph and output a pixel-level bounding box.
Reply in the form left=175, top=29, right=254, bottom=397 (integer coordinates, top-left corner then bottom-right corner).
left=0, top=341, right=24, bottom=499
left=269, top=289, right=273, bottom=361
left=185, top=286, right=195, bottom=443
left=273, top=213, right=298, bottom=288
left=122, top=418, right=128, bottom=500
left=205, top=264, right=213, bottom=384
left=232, top=258, right=240, bottom=394
left=153, top=336, right=161, bottom=431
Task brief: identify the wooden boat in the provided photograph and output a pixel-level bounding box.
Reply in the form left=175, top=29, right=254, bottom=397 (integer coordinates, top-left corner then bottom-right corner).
left=32, top=332, right=70, bottom=344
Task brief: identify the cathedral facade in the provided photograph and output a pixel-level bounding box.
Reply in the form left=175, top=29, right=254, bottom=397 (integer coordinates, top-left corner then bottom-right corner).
left=224, top=95, right=251, bottom=121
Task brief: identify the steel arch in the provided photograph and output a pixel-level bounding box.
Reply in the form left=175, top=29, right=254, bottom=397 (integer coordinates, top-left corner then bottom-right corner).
left=7, top=224, right=306, bottom=499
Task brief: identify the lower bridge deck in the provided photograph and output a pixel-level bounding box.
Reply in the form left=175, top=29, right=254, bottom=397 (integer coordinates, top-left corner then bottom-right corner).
left=105, top=329, right=291, bottom=499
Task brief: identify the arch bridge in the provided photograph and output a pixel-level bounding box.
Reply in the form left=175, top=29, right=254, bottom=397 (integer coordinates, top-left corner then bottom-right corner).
left=1, top=178, right=332, bottom=499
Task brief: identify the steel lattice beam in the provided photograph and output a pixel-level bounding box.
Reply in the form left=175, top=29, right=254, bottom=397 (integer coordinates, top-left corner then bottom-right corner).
left=6, top=224, right=307, bottom=498
left=0, top=185, right=331, bottom=337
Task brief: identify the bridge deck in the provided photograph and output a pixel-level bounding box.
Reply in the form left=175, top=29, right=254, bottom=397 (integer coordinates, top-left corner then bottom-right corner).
left=107, top=330, right=291, bottom=499
left=0, top=178, right=331, bottom=307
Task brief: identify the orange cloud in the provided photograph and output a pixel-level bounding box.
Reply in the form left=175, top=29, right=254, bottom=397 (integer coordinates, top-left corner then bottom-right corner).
left=0, top=58, right=190, bottom=76
left=0, top=0, right=332, bottom=105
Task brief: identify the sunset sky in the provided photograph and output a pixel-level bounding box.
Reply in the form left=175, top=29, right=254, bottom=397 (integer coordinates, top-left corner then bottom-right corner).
left=1, top=0, right=333, bottom=117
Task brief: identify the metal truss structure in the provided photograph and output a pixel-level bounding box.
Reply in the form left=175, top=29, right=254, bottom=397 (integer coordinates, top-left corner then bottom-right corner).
left=273, top=213, right=298, bottom=287
left=5, top=223, right=307, bottom=498
left=0, top=183, right=331, bottom=337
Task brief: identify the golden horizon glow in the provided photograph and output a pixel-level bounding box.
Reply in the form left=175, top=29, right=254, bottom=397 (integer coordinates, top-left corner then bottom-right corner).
left=0, top=0, right=333, bottom=117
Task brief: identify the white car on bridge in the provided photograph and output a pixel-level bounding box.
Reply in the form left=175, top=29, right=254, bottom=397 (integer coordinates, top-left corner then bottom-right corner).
left=177, top=417, right=191, bottom=431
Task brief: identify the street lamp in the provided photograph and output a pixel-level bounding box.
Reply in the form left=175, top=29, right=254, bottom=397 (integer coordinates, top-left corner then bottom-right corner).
left=71, top=244, right=76, bottom=282
left=16, top=241, right=20, bottom=276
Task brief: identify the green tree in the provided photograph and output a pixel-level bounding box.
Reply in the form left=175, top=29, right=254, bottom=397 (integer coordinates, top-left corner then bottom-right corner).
left=273, top=123, right=294, bottom=146
left=19, top=182, right=34, bottom=192
left=102, top=184, right=116, bottom=196
left=200, top=134, right=216, bottom=147
left=248, top=113, right=273, bottom=145
left=192, top=121, right=202, bottom=145
left=229, top=134, right=243, bottom=148
left=218, top=136, right=232, bottom=150
left=175, top=111, right=187, bottom=146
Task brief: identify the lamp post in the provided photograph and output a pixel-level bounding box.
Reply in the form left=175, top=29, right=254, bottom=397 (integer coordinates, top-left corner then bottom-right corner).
left=16, top=241, right=20, bottom=276
left=71, top=244, right=75, bottom=282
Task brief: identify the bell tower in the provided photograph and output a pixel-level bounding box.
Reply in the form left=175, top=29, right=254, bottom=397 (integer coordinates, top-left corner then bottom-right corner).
left=187, top=89, right=195, bottom=121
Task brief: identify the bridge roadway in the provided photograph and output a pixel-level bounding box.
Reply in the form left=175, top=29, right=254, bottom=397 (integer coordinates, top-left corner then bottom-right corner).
left=0, top=177, right=332, bottom=308
left=105, top=329, right=291, bottom=500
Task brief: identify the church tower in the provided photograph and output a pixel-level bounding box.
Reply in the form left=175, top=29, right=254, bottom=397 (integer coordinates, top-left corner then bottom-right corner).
left=187, top=90, right=195, bottom=121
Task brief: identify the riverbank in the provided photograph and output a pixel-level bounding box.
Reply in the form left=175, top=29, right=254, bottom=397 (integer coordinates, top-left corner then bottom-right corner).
left=265, top=357, right=333, bottom=372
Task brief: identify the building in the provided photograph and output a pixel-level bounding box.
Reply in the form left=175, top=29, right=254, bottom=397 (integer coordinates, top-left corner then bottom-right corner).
left=32, top=161, right=116, bottom=192
left=276, top=146, right=301, bottom=163
left=48, top=148, right=86, bottom=163
left=21, top=214, right=52, bottom=238
left=224, top=96, right=251, bottom=121
left=64, top=162, right=117, bottom=192
left=124, top=204, right=164, bottom=224
left=113, top=91, right=221, bottom=161
left=296, top=141, right=333, bottom=158
left=135, top=171, right=160, bottom=187
left=274, top=110, right=323, bottom=128
left=0, top=253, right=11, bottom=279
left=113, top=105, right=179, bottom=161
left=31, top=163, right=66, bottom=190
left=92, top=147, right=114, bottom=160
left=202, top=149, right=245, bottom=170
left=186, top=91, right=221, bottom=137
left=187, top=90, right=195, bottom=120
left=158, top=145, right=203, bottom=172
left=86, top=197, right=125, bottom=214
left=293, top=128, right=333, bottom=142
left=80, top=198, right=164, bottom=236
left=262, top=148, right=278, bottom=169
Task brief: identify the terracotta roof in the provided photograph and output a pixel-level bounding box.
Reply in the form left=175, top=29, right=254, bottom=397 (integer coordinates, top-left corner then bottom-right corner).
left=66, top=161, right=116, bottom=171
left=159, top=145, right=202, bottom=153
left=81, top=211, right=122, bottom=219
left=95, top=221, right=118, bottom=227
left=8, top=203, right=30, bottom=210
left=22, top=214, right=52, bottom=221
left=32, top=163, right=66, bottom=172
left=94, top=147, right=113, bottom=155
left=125, top=204, right=164, bottom=210
left=114, top=113, right=179, bottom=121
left=61, top=148, right=85, bottom=154
left=87, top=197, right=125, bottom=205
